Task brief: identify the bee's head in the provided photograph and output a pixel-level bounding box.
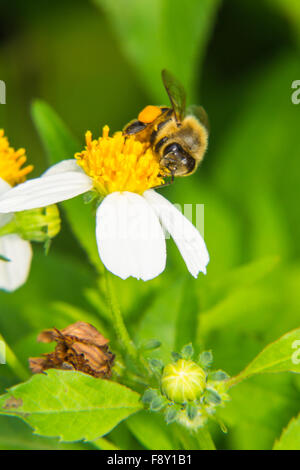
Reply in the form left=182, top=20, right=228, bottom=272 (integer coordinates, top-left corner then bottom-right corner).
left=160, top=142, right=195, bottom=176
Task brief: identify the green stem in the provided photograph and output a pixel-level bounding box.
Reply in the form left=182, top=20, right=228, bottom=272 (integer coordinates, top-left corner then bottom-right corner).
left=0, top=334, right=29, bottom=382
left=195, top=427, right=216, bottom=450
left=104, top=269, right=137, bottom=360
left=173, top=424, right=215, bottom=450
left=173, top=426, right=197, bottom=450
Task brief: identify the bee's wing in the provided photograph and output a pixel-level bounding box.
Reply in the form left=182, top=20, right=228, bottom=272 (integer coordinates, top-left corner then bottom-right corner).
left=187, top=105, right=210, bottom=134
left=161, top=69, right=186, bottom=122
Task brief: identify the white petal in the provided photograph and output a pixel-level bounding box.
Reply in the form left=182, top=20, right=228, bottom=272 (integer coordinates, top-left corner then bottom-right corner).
left=0, top=178, right=11, bottom=196
left=144, top=190, right=209, bottom=277
left=0, top=179, right=13, bottom=227
left=0, top=234, right=32, bottom=292
left=96, top=192, right=166, bottom=281
left=0, top=172, right=93, bottom=213
left=42, top=159, right=83, bottom=177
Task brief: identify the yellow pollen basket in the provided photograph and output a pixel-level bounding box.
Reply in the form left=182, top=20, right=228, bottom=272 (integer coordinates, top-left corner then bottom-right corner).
left=0, top=129, right=33, bottom=186
left=138, top=105, right=162, bottom=123
left=75, top=126, right=164, bottom=195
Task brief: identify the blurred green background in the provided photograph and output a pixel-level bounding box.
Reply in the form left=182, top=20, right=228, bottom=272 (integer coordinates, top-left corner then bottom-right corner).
left=0, top=0, right=300, bottom=450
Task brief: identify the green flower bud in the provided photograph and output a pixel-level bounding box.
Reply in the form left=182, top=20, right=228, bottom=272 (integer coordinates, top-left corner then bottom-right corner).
left=161, top=359, right=206, bottom=404
left=0, top=205, right=61, bottom=242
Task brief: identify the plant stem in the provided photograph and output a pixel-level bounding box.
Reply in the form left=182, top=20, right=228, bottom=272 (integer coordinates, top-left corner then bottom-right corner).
left=0, top=334, right=29, bottom=382
left=173, top=424, right=216, bottom=450
left=195, top=427, right=216, bottom=450
left=104, top=269, right=137, bottom=361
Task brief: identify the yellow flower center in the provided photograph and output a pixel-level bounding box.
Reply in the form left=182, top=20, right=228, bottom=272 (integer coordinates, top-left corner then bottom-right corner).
left=75, top=126, right=164, bottom=195
left=0, top=129, right=33, bottom=186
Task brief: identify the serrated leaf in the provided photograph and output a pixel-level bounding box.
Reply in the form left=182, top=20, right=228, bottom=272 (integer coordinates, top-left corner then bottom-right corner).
left=273, top=414, right=300, bottom=450
left=228, top=328, right=300, bottom=388
left=93, top=437, right=120, bottom=450
left=0, top=370, right=142, bottom=442
left=0, top=416, right=90, bottom=450
left=31, top=100, right=103, bottom=272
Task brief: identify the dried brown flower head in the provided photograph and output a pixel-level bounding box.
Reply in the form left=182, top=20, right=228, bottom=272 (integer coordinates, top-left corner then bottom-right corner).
left=29, top=321, right=115, bottom=378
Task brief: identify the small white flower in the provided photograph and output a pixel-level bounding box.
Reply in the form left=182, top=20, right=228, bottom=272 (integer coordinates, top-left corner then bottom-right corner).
left=0, top=129, right=61, bottom=292
left=0, top=178, right=32, bottom=292
left=0, top=129, right=209, bottom=281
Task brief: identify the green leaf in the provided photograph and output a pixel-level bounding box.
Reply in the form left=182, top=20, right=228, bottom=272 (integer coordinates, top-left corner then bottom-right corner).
left=267, top=0, right=300, bottom=46
left=31, top=100, right=103, bottom=272
left=0, top=370, right=142, bottom=442
left=214, top=56, right=300, bottom=260
left=126, top=411, right=178, bottom=450
left=93, top=437, right=120, bottom=450
left=0, top=416, right=94, bottom=450
left=273, top=413, right=300, bottom=450
left=0, top=416, right=91, bottom=450
left=95, top=0, right=220, bottom=102
left=227, top=328, right=300, bottom=388
left=206, top=256, right=280, bottom=296
left=219, top=374, right=299, bottom=450
left=31, top=100, right=79, bottom=162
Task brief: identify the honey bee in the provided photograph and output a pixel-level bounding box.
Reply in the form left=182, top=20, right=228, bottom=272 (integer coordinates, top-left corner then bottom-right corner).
left=123, top=69, right=209, bottom=179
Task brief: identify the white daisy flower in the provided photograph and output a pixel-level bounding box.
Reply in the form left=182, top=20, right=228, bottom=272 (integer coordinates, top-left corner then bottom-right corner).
left=0, top=130, right=33, bottom=291
left=0, top=127, right=209, bottom=281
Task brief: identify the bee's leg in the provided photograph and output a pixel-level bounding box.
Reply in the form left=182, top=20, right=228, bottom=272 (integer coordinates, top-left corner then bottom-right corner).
left=152, top=173, right=174, bottom=190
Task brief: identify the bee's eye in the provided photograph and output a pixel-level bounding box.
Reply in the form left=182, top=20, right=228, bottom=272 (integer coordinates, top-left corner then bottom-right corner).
left=163, top=142, right=183, bottom=156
